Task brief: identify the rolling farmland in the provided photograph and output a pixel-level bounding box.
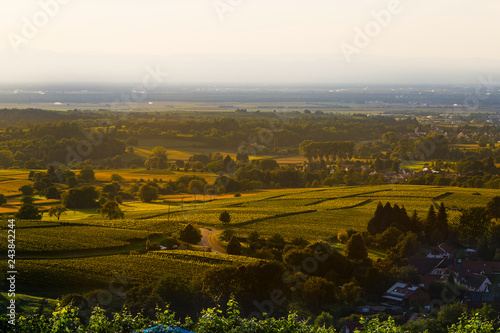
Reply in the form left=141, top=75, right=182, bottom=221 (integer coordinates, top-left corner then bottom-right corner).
left=1, top=183, right=496, bottom=300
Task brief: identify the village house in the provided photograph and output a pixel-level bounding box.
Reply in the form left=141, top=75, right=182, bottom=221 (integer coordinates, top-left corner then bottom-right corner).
left=382, top=282, right=431, bottom=310
left=426, top=243, right=455, bottom=259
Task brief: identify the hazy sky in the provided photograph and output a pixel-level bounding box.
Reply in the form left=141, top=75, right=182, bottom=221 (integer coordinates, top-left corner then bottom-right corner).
left=1, top=0, right=498, bottom=58
left=1, top=0, right=499, bottom=84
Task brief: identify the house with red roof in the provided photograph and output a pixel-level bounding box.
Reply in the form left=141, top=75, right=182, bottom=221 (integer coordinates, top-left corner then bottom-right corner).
left=460, top=261, right=500, bottom=279
left=426, top=243, right=455, bottom=259
left=382, top=282, right=430, bottom=310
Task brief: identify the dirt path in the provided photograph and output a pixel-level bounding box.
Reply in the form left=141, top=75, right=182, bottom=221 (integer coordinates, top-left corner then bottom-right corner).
left=199, top=228, right=226, bottom=253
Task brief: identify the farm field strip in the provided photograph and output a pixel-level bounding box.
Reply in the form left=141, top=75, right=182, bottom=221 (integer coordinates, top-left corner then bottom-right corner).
left=303, top=188, right=393, bottom=206
left=323, top=198, right=373, bottom=210
left=9, top=255, right=211, bottom=293
left=171, top=210, right=274, bottom=227
left=0, top=226, right=151, bottom=252
left=236, top=208, right=373, bottom=239
left=145, top=250, right=259, bottom=265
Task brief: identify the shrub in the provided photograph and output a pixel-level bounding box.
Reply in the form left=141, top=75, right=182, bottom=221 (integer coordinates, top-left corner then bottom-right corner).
left=219, top=210, right=231, bottom=225
left=226, top=236, right=242, bottom=255
left=179, top=224, right=202, bottom=244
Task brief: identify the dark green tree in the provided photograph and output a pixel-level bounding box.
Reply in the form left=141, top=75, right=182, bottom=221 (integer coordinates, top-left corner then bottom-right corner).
left=66, top=176, right=78, bottom=188
left=267, top=233, right=286, bottom=251
left=179, top=224, right=202, bottom=244
left=424, top=205, right=437, bottom=239
left=345, top=233, right=368, bottom=261
left=20, top=196, right=35, bottom=204
left=219, top=210, right=231, bottom=225
left=409, top=209, right=422, bottom=234
left=138, top=184, right=158, bottom=203
left=367, top=202, right=384, bottom=234
left=101, top=201, right=124, bottom=220
left=188, top=180, right=204, bottom=201
left=459, top=207, right=491, bottom=243
left=381, top=202, right=393, bottom=232
left=226, top=236, right=242, bottom=255
left=0, top=194, right=6, bottom=205
left=19, top=184, right=34, bottom=196
left=48, top=205, right=67, bottom=221
left=300, top=276, right=337, bottom=310
left=78, top=166, right=95, bottom=183
left=15, top=203, right=42, bottom=220
left=45, top=186, right=60, bottom=199
left=486, top=196, right=500, bottom=219
left=436, top=202, right=449, bottom=238
left=62, top=186, right=99, bottom=209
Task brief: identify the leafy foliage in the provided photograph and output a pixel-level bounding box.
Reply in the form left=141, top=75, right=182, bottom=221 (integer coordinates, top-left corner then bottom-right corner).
left=15, top=203, right=42, bottom=220
left=101, top=200, right=124, bottom=220
left=179, top=224, right=202, bottom=244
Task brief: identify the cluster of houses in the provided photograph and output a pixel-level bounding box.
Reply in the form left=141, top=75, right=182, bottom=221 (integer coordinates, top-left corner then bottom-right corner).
left=341, top=243, right=500, bottom=332
left=383, top=243, right=500, bottom=312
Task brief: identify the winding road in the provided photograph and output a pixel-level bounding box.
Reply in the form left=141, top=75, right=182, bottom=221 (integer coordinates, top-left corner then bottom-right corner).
left=199, top=228, right=226, bottom=253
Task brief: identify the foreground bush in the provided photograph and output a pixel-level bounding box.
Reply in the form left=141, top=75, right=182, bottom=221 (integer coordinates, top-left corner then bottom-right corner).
left=0, top=300, right=497, bottom=333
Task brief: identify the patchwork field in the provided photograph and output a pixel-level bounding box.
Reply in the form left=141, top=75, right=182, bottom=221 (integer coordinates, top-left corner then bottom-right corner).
left=1, top=183, right=496, bottom=300
left=170, top=185, right=497, bottom=239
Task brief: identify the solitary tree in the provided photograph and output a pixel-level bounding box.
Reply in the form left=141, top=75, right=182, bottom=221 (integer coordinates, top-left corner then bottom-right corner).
left=48, top=205, right=67, bottom=221
left=219, top=210, right=231, bottom=225
left=138, top=184, right=158, bottom=203
left=226, top=236, right=242, bottom=255
left=179, top=224, right=202, bottom=244
left=101, top=201, right=124, bottom=220
left=345, top=233, right=368, bottom=261
left=0, top=194, right=6, bottom=205
left=436, top=202, right=448, bottom=238
left=188, top=179, right=205, bottom=201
